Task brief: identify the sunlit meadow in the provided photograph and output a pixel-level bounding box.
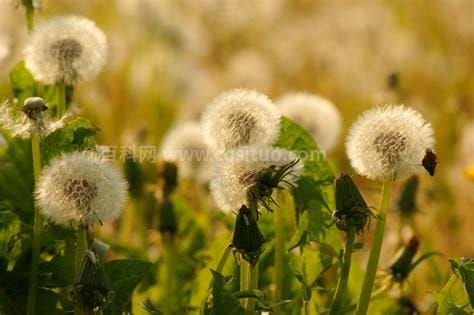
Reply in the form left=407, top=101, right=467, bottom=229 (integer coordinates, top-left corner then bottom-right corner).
left=0, top=1, right=473, bottom=314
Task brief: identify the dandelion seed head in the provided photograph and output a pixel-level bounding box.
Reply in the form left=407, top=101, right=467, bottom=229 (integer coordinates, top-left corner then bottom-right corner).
left=201, top=89, right=280, bottom=154
left=160, top=122, right=213, bottom=182
left=24, top=16, right=107, bottom=85
left=35, top=151, right=128, bottom=228
left=346, top=105, right=435, bottom=181
left=0, top=100, right=69, bottom=139
left=276, top=93, right=342, bottom=152
left=210, top=145, right=302, bottom=213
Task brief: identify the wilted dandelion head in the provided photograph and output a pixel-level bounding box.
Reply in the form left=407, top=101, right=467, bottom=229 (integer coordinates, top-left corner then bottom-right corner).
left=210, top=145, right=303, bottom=213
left=276, top=93, right=342, bottom=152
left=24, top=16, right=107, bottom=85
left=160, top=122, right=213, bottom=182
left=346, top=105, right=435, bottom=181
left=36, top=151, right=128, bottom=228
left=0, top=99, right=69, bottom=139
left=201, top=89, right=281, bottom=154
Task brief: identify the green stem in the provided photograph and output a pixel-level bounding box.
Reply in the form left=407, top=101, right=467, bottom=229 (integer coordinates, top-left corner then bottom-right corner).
left=24, top=0, right=34, bottom=32
left=329, top=227, right=356, bottom=315
left=356, top=180, right=392, bottom=315
left=56, top=83, right=67, bottom=118
left=26, top=134, right=42, bottom=315
left=135, top=198, right=148, bottom=249
left=215, top=244, right=232, bottom=274
left=274, top=207, right=284, bottom=303
left=248, top=262, right=258, bottom=311
left=164, top=234, right=175, bottom=315
left=240, top=261, right=251, bottom=308
left=75, top=227, right=88, bottom=273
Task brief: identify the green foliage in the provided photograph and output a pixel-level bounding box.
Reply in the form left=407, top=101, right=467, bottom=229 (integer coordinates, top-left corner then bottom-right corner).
left=432, top=272, right=473, bottom=314
left=104, top=259, right=153, bottom=313
left=289, top=247, right=333, bottom=288
left=275, top=117, right=341, bottom=254
left=41, top=117, right=99, bottom=162
left=449, top=258, right=474, bottom=308
left=204, top=270, right=245, bottom=315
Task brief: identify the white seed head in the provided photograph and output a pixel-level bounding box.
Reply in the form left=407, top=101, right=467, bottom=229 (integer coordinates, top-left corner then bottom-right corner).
left=201, top=89, right=281, bottom=154
left=210, top=145, right=303, bottom=213
left=0, top=100, right=69, bottom=139
left=35, top=151, right=128, bottom=228
left=276, top=93, right=342, bottom=153
left=24, top=16, right=107, bottom=85
left=346, top=105, right=435, bottom=181
left=160, top=122, right=213, bottom=182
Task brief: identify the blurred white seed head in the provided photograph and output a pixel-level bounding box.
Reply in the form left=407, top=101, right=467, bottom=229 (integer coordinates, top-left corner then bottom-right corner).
left=160, top=122, right=213, bottom=183
left=0, top=34, right=11, bottom=65
left=276, top=93, right=342, bottom=153
left=201, top=89, right=281, bottom=154
left=24, top=16, right=107, bottom=85
left=210, top=145, right=303, bottom=213
left=35, top=151, right=128, bottom=228
left=346, top=105, right=435, bottom=181
left=0, top=99, right=69, bottom=139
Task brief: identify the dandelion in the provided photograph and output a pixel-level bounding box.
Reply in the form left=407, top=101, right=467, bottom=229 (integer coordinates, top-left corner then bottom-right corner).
left=201, top=89, right=281, bottom=155
left=346, top=105, right=435, bottom=181
left=24, top=16, right=107, bottom=85
left=276, top=93, right=342, bottom=152
left=210, top=145, right=302, bottom=213
left=160, top=122, right=213, bottom=183
left=35, top=151, right=128, bottom=228
left=0, top=98, right=69, bottom=139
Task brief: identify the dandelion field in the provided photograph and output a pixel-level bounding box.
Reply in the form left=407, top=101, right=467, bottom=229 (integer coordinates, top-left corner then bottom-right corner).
left=0, top=1, right=473, bottom=314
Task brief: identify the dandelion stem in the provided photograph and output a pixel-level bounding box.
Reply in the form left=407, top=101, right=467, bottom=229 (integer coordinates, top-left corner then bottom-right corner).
left=240, top=260, right=251, bottom=308
left=56, top=83, right=67, bottom=118
left=163, top=233, right=175, bottom=315
left=274, top=206, right=284, bottom=302
left=26, top=134, right=43, bottom=315
left=329, top=227, right=356, bottom=315
left=356, top=180, right=392, bottom=315
left=248, top=262, right=258, bottom=311
left=24, top=0, right=35, bottom=32
left=75, top=227, right=88, bottom=273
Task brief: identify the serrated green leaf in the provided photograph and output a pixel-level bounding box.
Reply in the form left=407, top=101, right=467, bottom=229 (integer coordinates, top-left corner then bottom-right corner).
left=0, top=210, right=21, bottom=255
left=204, top=270, right=245, bottom=315
left=450, top=258, right=474, bottom=307
left=41, top=117, right=98, bottom=162
left=289, top=247, right=333, bottom=288
left=104, top=259, right=153, bottom=313
left=432, top=274, right=472, bottom=314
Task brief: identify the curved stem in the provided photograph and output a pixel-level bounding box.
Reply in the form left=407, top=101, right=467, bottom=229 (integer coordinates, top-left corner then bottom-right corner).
left=26, top=134, right=42, bottom=315
left=329, top=227, right=356, bottom=315
left=56, top=83, right=67, bottom=118
left=356, top=180, right=392, bottom=315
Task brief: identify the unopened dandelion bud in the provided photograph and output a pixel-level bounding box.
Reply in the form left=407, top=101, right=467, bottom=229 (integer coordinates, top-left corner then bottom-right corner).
left=161, top=161, right=178, bottom=196
left=333, top=173, right=372, bottom=233
left=158, top=197, right=177, bottom=235
left=124, top=154, right=143, bottom=199
left=397, top=175, right=419, bottom=219
left=231, top=205, right=265, bottom=266
left=389, top=236, right=420, bottom=282
left=70, top=250, right=114, bottom=312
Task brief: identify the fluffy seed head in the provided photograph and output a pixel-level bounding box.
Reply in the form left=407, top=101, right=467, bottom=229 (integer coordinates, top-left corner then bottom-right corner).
left=276, top=93, right=342, bottom=152
left=346, top=105, right=435, bottom=181
left=210, top=145, right=303, bottom=213
left=24, top=16, right=107, bottom=84
left=201, top=89, right=281, bottom=154
left=35, top=151, right=128, bottom=228
left=160, top=122, right=213, bottom=182
left=0, top=99, right=69, bottom=139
